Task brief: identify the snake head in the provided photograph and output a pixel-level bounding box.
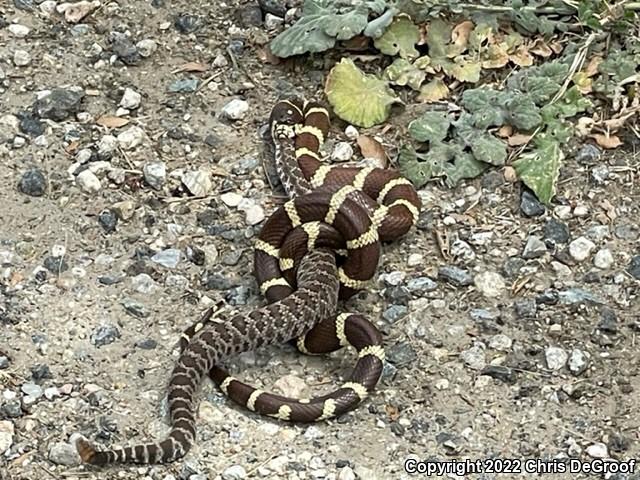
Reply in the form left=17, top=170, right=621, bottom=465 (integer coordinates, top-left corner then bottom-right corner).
left=269, top=100, right=305, bottom=133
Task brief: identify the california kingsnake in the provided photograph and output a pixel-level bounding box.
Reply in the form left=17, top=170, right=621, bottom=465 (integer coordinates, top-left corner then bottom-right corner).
left=73, top=99, right=421, bottom=465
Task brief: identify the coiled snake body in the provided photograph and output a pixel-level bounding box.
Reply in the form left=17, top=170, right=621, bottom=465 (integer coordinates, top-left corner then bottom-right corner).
left=74, top=99, right=421, bottom=465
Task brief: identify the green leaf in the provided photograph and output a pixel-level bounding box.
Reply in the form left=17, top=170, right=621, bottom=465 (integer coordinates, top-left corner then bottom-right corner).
left=507, top=61, right=569, bottom=104
left=397, top=145, right=433, bottom=188
left=513, top=135, right=563, bottom=204
left=449, top=60, right=481, bottom=83
left=505, top=95, right=542, bottom=130
left=469, top=134, right=507, bottom=166
left=461, top=88, right=507, bottom=129
left=398, top=142, right=487, bottom=188
left=384, top=58, right=425, bottom=90
left=374, top=15, right=420, bottom=59
left=325, top=58, right=400, bottom=128
left=364, top=8, right=396, bottom=38
left=425, top=18, right=451, bottom=62
left=408, top=111, right=451, bottom=142
left=417, top=78, right=449, bottom=102
left=270, top=0, right=382, bottom=57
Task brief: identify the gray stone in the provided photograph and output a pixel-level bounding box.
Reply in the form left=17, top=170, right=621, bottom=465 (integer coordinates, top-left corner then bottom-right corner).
left=48, top=442, right=80, bottom=465
left=514, top=298, right=536, bottom=318
left=0, top=420, right=13, bottom=453
left=117, top=126, right=145, bottom=150
left=21, top=383, right=43, bottom=399
left=520, top=190, right=545, bottom=217
left=406, top=277, right=437, bottom=294
left=558, top=288, right=604, bottom=305
left=522, top=235, right=547, bottom=259
left=131, top=273, right=156, bottom=294
left=488, top=334, right=512, bottom=351
left=136, top=39, right=158, bottom=57
left=142, top=162, right=166, bottom=190
left=182, top=170, right=212, bottom=196
left=18, top=168, right=47, bottom=197
left=32, top=88, right=84, bottom=121
left=76, top=169, right=101, bottom=193
left=90, top=325, right=121, bottom=347
left=438, top=266, right=473, bottom=287
left=331, top=142, right=353, bottom=162
left=460, top=345, right=486, bottom=370
left=120, top=88, right=141, bottom=109
left=13, top=50, right=31, bottom=66
left=543, top=218, right=570, bottom=244
left=151, top=248, right=182, bottom=268
left=627, top=256, right=640, bottom=280
left=593, top=249, right=614, bottom=269
left=382, top=305, right=408, bottom=323
left=575, top=143, right=601, bottom=164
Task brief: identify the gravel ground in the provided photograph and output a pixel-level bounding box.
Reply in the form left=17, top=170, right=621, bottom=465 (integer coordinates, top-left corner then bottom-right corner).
left=1, top=2, right=640, bottom=480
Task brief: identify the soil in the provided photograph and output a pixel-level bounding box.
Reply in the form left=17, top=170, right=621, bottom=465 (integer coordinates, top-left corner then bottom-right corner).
left=1, top=1, right=639, bottom=480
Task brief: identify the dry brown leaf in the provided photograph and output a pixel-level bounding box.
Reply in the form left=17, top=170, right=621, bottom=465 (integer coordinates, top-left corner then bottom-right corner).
left=256, top=46, right=281, bottom=65
left=576, top=117, right=595, bottom=136
left=385, top=404, right=400, bottom=421
left=529, top=39, right=552, bottom=57
left=503, top=166, right=518, bottom=183
left=497, top=125, right=513, bottom=138
left=342, top=35, right=371, bottom=52
left=175, top=62, right=207, bottom=73
left=357, top=135, right=387, bottom=166
left=509, top=45, right=534, bottom=67
left=549, top=41, right=563, bottom=54
left=599, top=199, right=617, bottom=221
left=481, top=44, right=509, bottom=69
left=451, top=21, right=474, bottom=51
left=96, top=115, right=130, bottom=129
left=584, top=55, right=604, bottom=77
left=65, top=140, right=80, bottom=154
left=591, top=133, right=622, bottom=149
left=507, top=133, right=532, bottom=146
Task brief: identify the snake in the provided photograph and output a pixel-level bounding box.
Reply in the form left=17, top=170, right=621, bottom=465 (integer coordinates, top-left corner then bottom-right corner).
left=73, top=99, right=421, bottom=465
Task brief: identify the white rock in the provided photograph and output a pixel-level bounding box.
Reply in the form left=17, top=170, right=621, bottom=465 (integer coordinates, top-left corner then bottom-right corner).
left=136, top=39, right=158, bottom=58
left=331, top=142, right=353, bottom=162
left=344, top=125, right=359, bottom=139
left=131, top=273, right=157, bottom=294
left=120, top=88, right=141, bottom=109
left=143, top=161, right=166, bottom=190
left=182, top=170, right=212, bottom=197
left=585, top=442, right=608, bottom=459
left=220, top=192, right=243, bottom=207
left=9, top=24, right=30, bottom=38
left=460, top=345, right=486, bottom=370
left=117, top=126, right=145, bottom=150
left=488, top=334, right=512, bottom=351
left=554, top=205, right=572, bottom=219
left=244, top=204, right=265, bottom=225
left=545, top=346, right=568, bottom=370
left=13, top=50, right=31, bottom=66
left=338, top=467, right=356, bottom=480
left=593, top=249, right=614, bottom=269
left=568, top=236, right=596, bottom=262
left=264, top=13, right=284, bottom=30
left=407, top=253, right=423, bottom=267
left=222, top=465, right=247, bottom=480
left=573, top=204, right=589, bottom=217
left=98, top=135, right=118, bottom=155
left=273, top=374, right=309, bottom=398
left=222, top=99, right=249, bottom=121
left=473, top=271, right=505, bottom=298
left=0, top=420, right=14, bottom=454
left=76, top=170, right=101, bottom=193
left=40, top=1, right=58, bottom=15
left=213, top=54, right=228, bottom=67
left=568, top=349, right=590, bottom=375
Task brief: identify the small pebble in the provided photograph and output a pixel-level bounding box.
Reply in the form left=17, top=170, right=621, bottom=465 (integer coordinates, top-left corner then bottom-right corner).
left=593, top=249, right=614, bottom=269
left=14, top=50, right=32, bottom=66
left=48, top=442, right=80, bottom=466
left=244, top=204, right=265, bottom=225
left=143, top=162, right=166, bottom=190
left=151, top=249, right=182, bottom=268
left=136, top=39, right=158, bottom=57
left=568, top=349, right=590, bottom=376
left=9, top=24, right=31, bottom=37
left=575, top=144, right=601, bottom=163
left=120, top=88, right=141, bottom=109
left=331, top=142, right=353, bottom=162
left=460, top=346, right=486, bottom=370
left=407, top=253, right=423, bottom=267
left=626, top=256, right=640, bottom=279
left=117, top=126, right=145, bottom=150
left=438, top=266, right=473, bottom=287
left=585, top=443, right=608, bottom=459
left=222, top=99, right=249, bottom=121
left=0, top=421, right=14, bottom=453
left=91, top=325, right=121, bottom=347
left=76, top=170, right=101, bottom=193
left=488, top=334, right=512, bottom=351
left=220, top=192, right=243, bottom=207
left=473, top=271, right=505, bottom=298
left=344, top=125, right=358, bottom=139
left=545, top=346, right=568, bottom=371
left=568, top=236, right=596, bottom=262
left=18, top=168, right=47, bottom=197
left=520, top=190, right=545, bottom=217
left=222, top=465, right=247, bottom=480
left=522, top=235, right=546, bottom=259
left=182, top=170, right=212, bottom=196
left=543, top=218, right=570, bottom=243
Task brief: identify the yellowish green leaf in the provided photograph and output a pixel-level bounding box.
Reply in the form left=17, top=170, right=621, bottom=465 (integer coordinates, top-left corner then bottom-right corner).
left=384, top=58, right=426, bottom=90
left=418, top=78, right=449, bottom=102
left=325, top=58, right=400, bottom=128
left=449, top=60, right=481, bottom=83
left=374, top=14, right=419, bottom=59
left=513, top=136, right=563, bottom=204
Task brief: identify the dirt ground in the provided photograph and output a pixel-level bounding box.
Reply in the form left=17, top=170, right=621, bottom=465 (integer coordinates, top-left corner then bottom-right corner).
left=1, top=1, right=639, bottom=480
